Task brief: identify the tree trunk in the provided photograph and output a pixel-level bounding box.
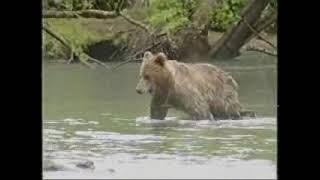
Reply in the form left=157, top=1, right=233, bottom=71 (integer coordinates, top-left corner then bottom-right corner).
left=209, top=0, right=270, bottom=60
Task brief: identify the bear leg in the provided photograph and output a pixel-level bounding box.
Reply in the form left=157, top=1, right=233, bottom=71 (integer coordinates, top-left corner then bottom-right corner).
left=150, top=96, right=168, bottom=120
left=150, top=106, right=168, bottom=120
left=209, top=113, right=217, bottom=121
left=190, top=109, right=215, bottom=121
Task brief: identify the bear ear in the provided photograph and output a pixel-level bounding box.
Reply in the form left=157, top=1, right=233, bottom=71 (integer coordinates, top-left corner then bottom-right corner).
left=143, top=51, right=153, bottom=60
left=154, top=52, right=167, bottom=67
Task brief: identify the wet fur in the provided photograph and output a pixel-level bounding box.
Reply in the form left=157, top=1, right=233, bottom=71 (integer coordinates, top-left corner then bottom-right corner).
left=136, top=51, right=242, bottom=120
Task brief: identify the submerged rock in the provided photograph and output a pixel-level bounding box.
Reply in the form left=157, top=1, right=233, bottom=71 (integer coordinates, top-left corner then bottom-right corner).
left=43, top=160, right=67, bottom=171
left=107, top=168, right=115, bottom=173
left=75, top=160, right=95, bottom=169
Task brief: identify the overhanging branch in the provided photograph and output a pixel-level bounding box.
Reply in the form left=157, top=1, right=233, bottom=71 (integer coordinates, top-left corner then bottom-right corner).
left=118, top=11, right=151, bottom=34
left=42, top=25, right=110, bottom=69
left=43, top=10, right=117, bottom=19
left=245, top=46, right=277, bottom=57
left=242, top=16, right=277, bottom=49
left=111, top=41, right=162, bottom=71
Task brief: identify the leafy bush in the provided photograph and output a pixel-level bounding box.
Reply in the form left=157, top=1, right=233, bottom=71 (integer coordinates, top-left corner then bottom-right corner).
left=43, top=33, right=69, bottom=59
left=147, top=0, right=200, bottom=33
left=209, top=0, right=248, bottom=32
left=44, top=0, right=132, bottom=11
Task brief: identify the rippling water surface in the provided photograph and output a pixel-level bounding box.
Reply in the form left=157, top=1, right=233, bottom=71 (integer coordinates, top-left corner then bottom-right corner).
left=43, top=54, right=277, bottom=179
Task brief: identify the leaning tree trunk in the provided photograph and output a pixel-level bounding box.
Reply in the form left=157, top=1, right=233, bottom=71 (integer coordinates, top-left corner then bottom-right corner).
left=209, top=0, right=270, bottom=60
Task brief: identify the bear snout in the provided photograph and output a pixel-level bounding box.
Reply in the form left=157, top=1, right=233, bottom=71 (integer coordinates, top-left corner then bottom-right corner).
left=136, top=88, right=143, bottom=94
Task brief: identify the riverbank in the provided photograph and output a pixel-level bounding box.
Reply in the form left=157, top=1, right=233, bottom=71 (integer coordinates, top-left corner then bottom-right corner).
left=43, top=18, right=277, bottom=63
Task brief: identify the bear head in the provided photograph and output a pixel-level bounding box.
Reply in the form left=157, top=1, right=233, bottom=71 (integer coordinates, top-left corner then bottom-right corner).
left=136, top=51, right=172, bottom=95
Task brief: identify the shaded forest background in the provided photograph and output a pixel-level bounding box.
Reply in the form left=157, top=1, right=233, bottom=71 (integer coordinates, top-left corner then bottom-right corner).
left=42, top=0, right=277, bottom=69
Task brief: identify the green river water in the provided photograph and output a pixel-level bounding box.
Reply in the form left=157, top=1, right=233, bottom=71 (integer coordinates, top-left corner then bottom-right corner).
left=43, top=53, right=277, bottom=179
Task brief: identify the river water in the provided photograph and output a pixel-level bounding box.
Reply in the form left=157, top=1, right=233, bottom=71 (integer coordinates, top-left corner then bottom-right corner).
left=43, top=53, right=277, bottom=179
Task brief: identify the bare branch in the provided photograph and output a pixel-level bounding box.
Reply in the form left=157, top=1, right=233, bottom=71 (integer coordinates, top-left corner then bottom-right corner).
left=43, top=25, right=75, bottom=63
left=244, top=10, right=277, bottom=44
left=117, top=0, right=125, bottom=13
left=87, top=56, right=111, bottom=70
left=258, top=10, right=277, bottom=32
left=245, top=46, right=277, bottom=57
left=111, top=41, right=162, bottom=71
left=43, top=9, right=151, bottom=35
left=43, top=25, right=110, bottom=69
left=67, top=49, right=74, bottom=64
left=108, top=45, right=127, bottom=61
left=156, top=32, right=167, bottom=38
left=43, top=10, right=117, bottom=19
left=43, top=25, right=71, bottom=50
left=242, top=17, right=277, bottom=49
left=118, top=11, right=151, bottom=34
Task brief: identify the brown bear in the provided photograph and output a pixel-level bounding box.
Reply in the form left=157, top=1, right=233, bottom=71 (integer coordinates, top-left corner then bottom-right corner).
left=136, top=51, right=246, bottom=121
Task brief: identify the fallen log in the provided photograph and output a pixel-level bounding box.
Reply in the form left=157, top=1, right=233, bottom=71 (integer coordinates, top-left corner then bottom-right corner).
left=43, top=10, right=117, bottom=19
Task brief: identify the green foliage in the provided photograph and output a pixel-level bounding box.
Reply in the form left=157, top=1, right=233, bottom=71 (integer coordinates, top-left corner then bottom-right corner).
left=43, top=0, right=277, bottom=59
left=92, top=0, right=132, bottom=11
left=44, top=0, right=131, bottom=11
left=48, top=20, right=101, bottom=45
left=209, top=0, right=248, bottom=32
left=43, top=33, right=68, bottom=59
left=147, top=0, right=200, bottom=33
left=270, top=0, right=277, bottom=8
left=43, top=19, right=115, bottom=59
left=45, top=0, right=93, bottom=10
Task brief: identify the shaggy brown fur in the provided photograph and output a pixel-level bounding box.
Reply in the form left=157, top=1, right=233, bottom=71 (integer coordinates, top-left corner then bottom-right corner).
left=136, top=51, right=243, bottom=120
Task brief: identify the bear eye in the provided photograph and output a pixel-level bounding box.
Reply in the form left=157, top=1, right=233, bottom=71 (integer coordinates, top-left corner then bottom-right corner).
left=144, top=75, right=150, bottom=80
